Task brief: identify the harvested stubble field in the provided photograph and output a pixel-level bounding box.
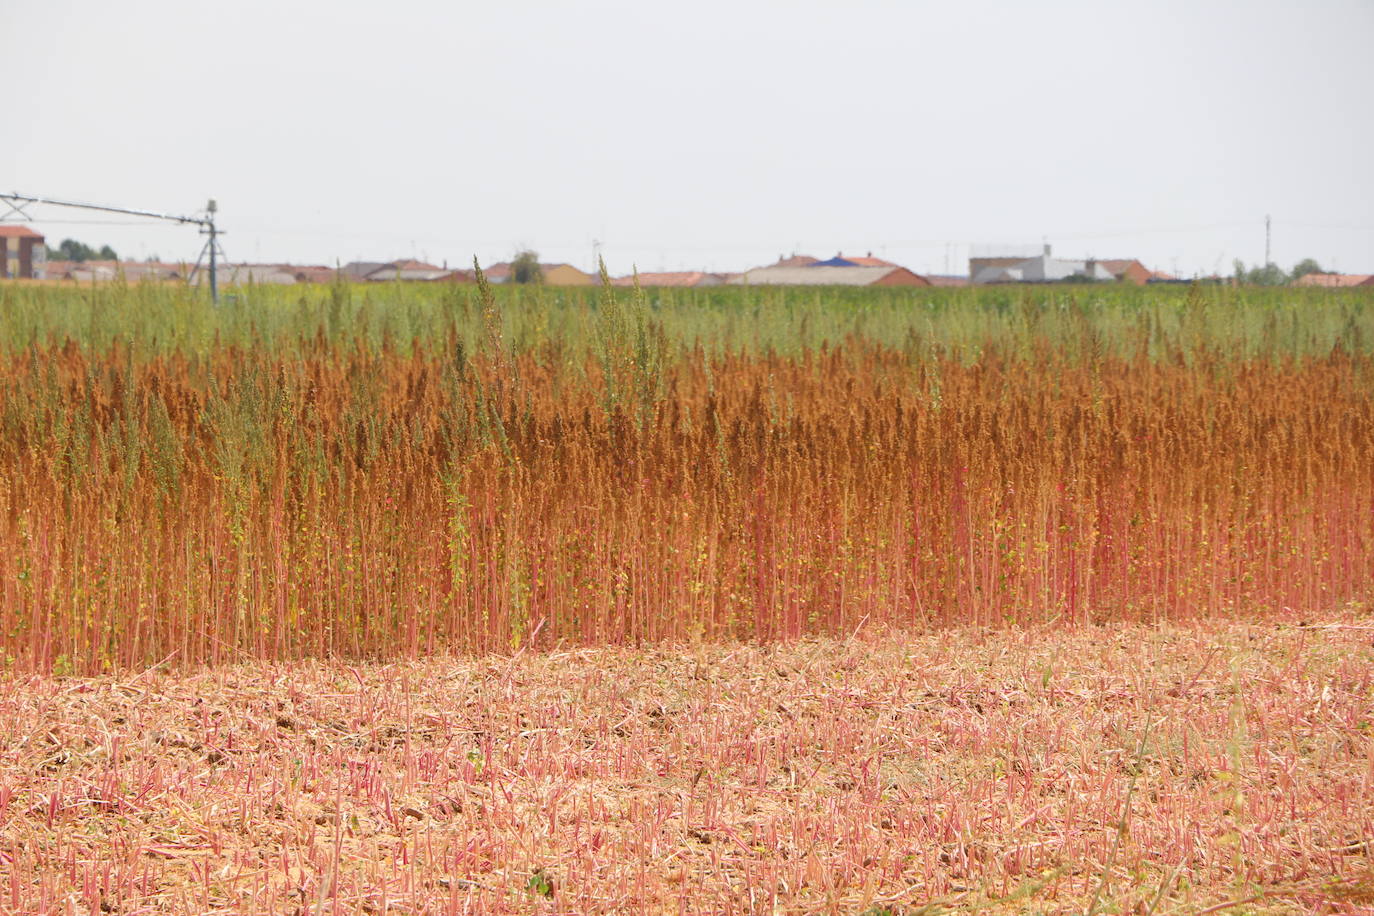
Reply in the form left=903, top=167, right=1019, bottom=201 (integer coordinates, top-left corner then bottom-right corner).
left=1, top=620, right=1371, bottom=913
left=0, top=278, right=1372, bottom=912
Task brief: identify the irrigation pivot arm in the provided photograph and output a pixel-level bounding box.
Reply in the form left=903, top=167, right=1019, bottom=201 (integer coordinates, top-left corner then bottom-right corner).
left=1, top=191, right=224, bottom=303
left=1, top=192, right=212, bottom=227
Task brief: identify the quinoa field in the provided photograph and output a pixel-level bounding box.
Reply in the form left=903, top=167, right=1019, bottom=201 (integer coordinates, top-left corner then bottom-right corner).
left=0, top=277, right=1371, bottom=913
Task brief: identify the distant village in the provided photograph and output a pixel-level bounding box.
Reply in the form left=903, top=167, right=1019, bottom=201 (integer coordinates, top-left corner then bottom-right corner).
left=2, top=225, right=1371, bottom=289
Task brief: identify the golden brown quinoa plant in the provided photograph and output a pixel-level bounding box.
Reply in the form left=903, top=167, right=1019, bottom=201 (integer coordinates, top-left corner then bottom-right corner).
left=0, top=282, right=1371, bottom=671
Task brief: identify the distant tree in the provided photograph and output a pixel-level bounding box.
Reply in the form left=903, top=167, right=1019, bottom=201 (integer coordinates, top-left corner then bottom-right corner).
left=510, top=250, right=542, bottom=284
left=1232, top=259, right=1289, bottom=286
left=54, top=239, right=94, bottom=262
left=50, top=238, right=117, bottom=262
left=1291, top=258, right=1324, bottom=280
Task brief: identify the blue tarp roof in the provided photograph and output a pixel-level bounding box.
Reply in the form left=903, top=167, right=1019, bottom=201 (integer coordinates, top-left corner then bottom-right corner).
left=810, top=257, right=859, bottom=267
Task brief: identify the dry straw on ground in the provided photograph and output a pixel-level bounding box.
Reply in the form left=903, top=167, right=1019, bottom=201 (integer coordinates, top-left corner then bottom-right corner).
left=1, top=617, right=1370, bottom=914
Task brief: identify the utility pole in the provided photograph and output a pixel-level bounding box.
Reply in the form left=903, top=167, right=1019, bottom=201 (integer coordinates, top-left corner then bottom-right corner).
left=1264, top=214, right=1271, bottom=267
left=0, top=191, right=225, bottom=304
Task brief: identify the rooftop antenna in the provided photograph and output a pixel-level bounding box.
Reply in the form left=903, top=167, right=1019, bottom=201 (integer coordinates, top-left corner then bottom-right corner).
left=1, top=191, right=226, bottom=304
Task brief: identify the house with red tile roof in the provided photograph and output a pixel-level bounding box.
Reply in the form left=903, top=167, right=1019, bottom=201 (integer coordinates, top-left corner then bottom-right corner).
left=843, top=254, right=898, bottom=267
left=0, top=225, right=46, bottom=278
left=810, top=252, right=899, bottom=268
left=366, top=259, right=450, bottom=281
left=971, top=245, right=1158, bottom=285
left=1095, top=259, right=1153, bottom=285
left=286, top=265, right=337, bottom=284
left=43, top=259, right=78, bottom=280
left=58, top=260, right=184, bottom=283
left=483, top=261, right=594, bottom=285
left=340, top=261, right=388, bottom=280
left=611, top=271, right=724, bottom=287
left=1294, top=273, right=1373, bottom=288
left=729, top=265, right=930, bottom=287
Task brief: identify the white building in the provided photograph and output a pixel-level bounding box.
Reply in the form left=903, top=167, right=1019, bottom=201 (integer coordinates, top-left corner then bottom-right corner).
left=971, top=245, right=1118, bottom=284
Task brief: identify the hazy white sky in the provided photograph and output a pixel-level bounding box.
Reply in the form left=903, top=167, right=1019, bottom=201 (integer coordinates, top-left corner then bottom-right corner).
left=5, top=0, right=1372, bottom=276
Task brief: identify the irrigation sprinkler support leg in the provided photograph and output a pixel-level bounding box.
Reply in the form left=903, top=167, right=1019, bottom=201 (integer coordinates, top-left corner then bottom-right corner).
left=208, top=221, right=218, bottom=306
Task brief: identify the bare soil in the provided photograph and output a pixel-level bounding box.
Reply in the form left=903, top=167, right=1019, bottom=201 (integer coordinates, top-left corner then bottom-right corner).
left=1, top=618, right=1371, bottom=914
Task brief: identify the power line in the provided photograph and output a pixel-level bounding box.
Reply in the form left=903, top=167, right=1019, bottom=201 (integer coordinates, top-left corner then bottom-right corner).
left=1051, top=221, right=1255, bottom=240
left=1283, top=221, right=1374, bottom=233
